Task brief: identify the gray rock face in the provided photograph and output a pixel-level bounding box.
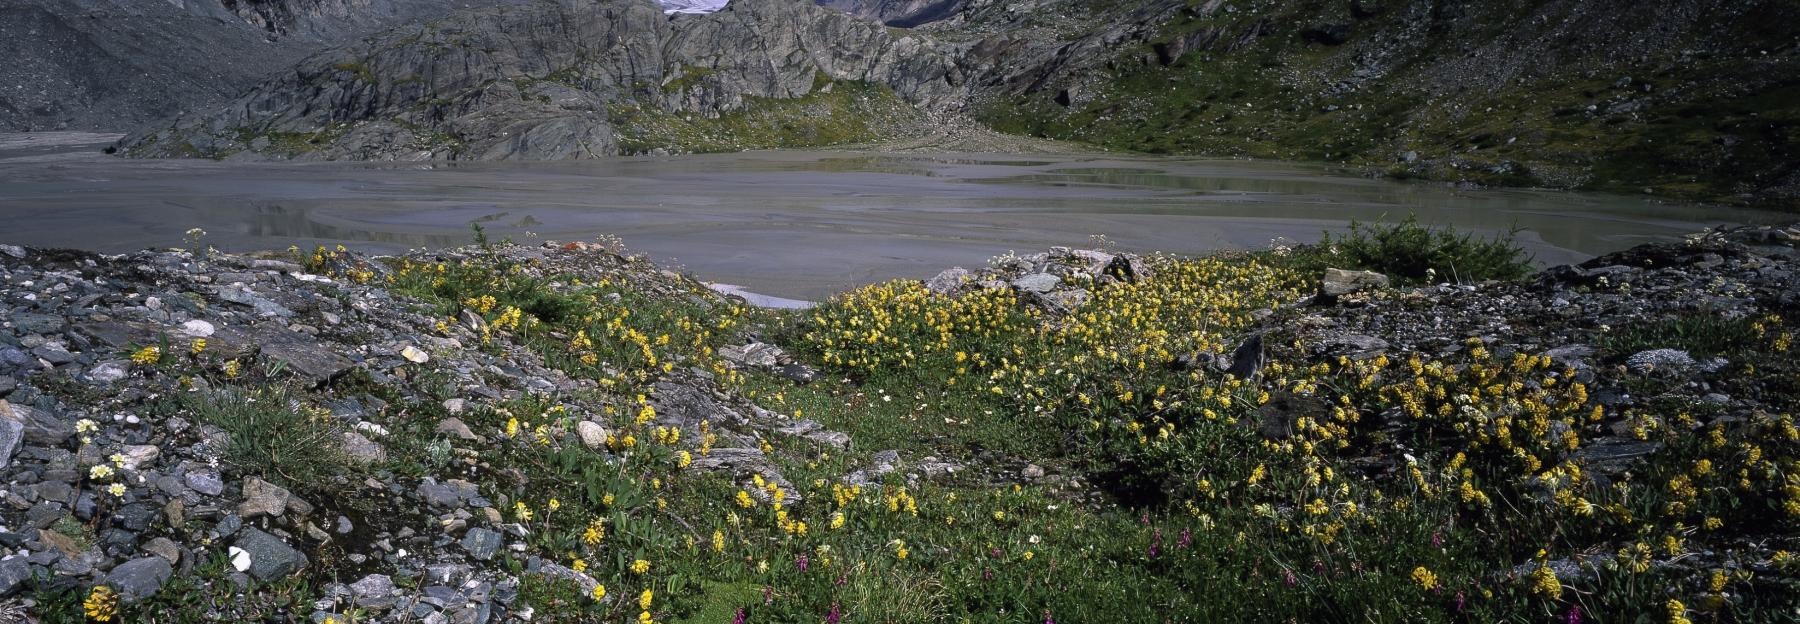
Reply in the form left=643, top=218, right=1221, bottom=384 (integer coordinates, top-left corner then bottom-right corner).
left=1320, top=268, right=1390, bottom=297
left=924, top=267, right=971, bottom=294
left=256, top=332, right=355, bottom=385
left=233, top=528, right=309, bottom=581
left=185, top=469, right=226, bottom=496
left=123, top=0, right=962, bottom=162
left=105, top=556, right=173, bottom=603
left=341, top=431, right=387, bottom=464
left=460, top=528, right=502, bottom=561
left=238, top=477, right=294, bottom=519
left=1010, top=273, right=1061, bottom=293
left=0, top=557, right=31, bottom=597
left=0, top=0, right=525, bottom=132
left=0, top=402, right=25, bottom=471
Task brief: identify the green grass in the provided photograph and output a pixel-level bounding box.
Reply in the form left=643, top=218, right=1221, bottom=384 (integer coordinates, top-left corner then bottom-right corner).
left=612, top=80, right=920, bottom=155
left=181, top=386, right=349, bottom=490
left=972, top=0, right=1800, bottom=208
left=38, top=234, right=1800, bottom=623
left=1600, top=314, right=1762, bottom=360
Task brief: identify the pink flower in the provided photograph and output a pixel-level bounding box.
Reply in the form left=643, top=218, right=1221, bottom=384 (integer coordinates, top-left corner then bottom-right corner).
left=732, top=608, right=746, bottom=624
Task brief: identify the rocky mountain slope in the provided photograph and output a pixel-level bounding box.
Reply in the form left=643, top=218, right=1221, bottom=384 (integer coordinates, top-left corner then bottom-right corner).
left=1, top=223, right=1798, bottom=621
left=0, top=0, right=524, bottom=133
left=957, top=0, right=1800, bottom=207
left=30, top=0, right=1795, bottom=206
left=119, top=0, right=963, bottom=161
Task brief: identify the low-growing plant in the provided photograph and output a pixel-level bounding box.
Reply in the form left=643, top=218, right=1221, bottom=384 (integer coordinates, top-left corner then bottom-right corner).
left=1306, top=215, right=1534, bottom=284
left=1600, top=313, right=1761, bottom=359
left=182, top=386, right=348, bottom=488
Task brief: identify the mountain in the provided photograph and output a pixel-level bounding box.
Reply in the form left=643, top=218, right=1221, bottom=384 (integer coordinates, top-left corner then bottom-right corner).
left=955, top=0, right=1800, bottom=206
left=81, top=0, right=1800, bottom=207
left=121, top=0, right=964, bottom=161
left=0, top=0, right=526, bottom=132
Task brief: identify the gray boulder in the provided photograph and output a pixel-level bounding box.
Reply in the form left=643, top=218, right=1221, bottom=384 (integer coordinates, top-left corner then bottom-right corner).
left=1320, top=268, right=1390, bottom=298
left=233, top=528, right=309, bottom=581
left=105, top=556, right=173, bottom=603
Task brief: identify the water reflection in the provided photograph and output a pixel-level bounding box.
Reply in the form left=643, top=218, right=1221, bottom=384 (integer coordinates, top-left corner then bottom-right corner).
left=0, top=143, right=1783, bottom=299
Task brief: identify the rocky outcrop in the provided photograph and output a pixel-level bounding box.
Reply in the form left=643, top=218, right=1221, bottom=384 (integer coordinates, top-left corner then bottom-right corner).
left=0, top=237, right=905, bottom=618
left=956, top=0, right=1800, bottom=207
left=120, top=0, right=964, bottom=161
left=0, top=0, right=530, bottom=132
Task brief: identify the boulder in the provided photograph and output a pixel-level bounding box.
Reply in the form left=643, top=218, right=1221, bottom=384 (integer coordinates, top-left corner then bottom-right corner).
left=237, top=477, right=293, bottom=519
left=341, top=431, right=387, bottom=464
left=105, top=556, right=173, bottom=603
left=1320, top=268, right=1389, bottom=298
left=233, top=528, right=308, bottom=581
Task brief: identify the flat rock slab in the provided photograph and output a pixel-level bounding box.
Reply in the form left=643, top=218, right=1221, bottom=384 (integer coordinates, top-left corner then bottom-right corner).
left=214, top=325, right=354, bottom=385
left=233, top=528, right=308, bottom=581
left=105, top=556, right=173, bottom=603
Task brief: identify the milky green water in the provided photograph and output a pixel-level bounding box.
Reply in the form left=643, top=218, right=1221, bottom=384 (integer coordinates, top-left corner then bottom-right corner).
left=0, top=133, right=1784, bottom=299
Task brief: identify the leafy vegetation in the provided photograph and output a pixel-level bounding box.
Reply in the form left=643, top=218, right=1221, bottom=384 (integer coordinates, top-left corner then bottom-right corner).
left=974, top=0, right=1800, bottom=207
left=46, top=233, right=1800, bottom=622
left=612, top=79, right=920, bottom=155
left=1302, top=215, right=1535, bottom=284
left=181, top=386, right=349, bottom=490
left=1601, top=314, right=1765, bottom=360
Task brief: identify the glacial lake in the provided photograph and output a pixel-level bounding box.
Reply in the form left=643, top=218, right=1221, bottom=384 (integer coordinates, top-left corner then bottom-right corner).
left=0, top=132, right=1786, bottom=300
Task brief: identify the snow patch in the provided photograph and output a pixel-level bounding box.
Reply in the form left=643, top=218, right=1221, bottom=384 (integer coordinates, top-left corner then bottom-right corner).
left=659, top=0, right=730, bottom=14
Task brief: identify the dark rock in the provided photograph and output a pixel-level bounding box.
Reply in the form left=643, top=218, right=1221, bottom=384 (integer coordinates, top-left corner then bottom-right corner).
left=11, top=314, right=67, bottom=335
left=0, top=404, right=23, bottom=470
left=3, top=401, right=71, bottom=446
left=185, top=469, right=225, bottom=496
left=30, top=344, right=76, bottom=365
left=461, top=528, right=502, bottom=561
left=1224, top=334, right=1265, bottom=381
left=257, top=338, right=355, bottom=386
left=1300, top=22, right=1352, bottom=45
left=233, top=528, right=308, bottom=581
left=0, top=556, right=30, bottom=597
left=1254, top=391, right=1330, bottom=441
left=105, top=556, right=173, bottom=603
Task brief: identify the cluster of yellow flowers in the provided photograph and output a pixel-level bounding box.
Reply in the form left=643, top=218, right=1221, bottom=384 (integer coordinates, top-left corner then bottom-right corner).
left=130, top=345, right=161, bottom=366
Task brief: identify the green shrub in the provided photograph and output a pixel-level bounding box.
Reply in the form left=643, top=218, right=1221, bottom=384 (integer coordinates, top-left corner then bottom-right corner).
left=183, top=386, right=347, bottom=488
left=1600, top=314, right=1760, bottom=359
left=1311, top=215, right=1534, bottom=284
